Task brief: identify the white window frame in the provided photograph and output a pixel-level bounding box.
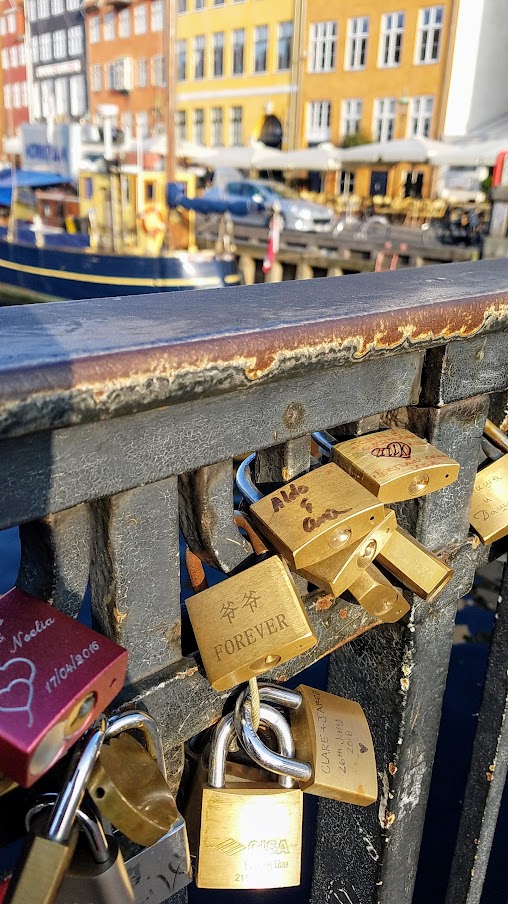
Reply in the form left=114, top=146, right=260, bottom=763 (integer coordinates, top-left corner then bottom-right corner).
left=66, top=0, right=81, bottom=11
left=1, top=48, right=9, bottom=69
left=151, top=0, right=163, bottom=32
left=28, top=0, right=37, bottom=21
left=415, top=6, right=443, bottom=64
left=177, top=39, right=186, bottom=80
left=118, top=8, right=130, bottom=37
left=134, top=4, right=147, bottom=35
left=54, top=77, right=68, bottom=115
left=51, top=0, right=64, bottom=14
left=308, top=21, right=337, bottom=73
left=210, top=106, right=222, bottom=145
left=90, top=15, right=100, bottom=43
left=232, top=28, right=244, bottom=75
left=32, top=35, right=39, bottom=63
left=373, top=97, right=397, bottom=142
left=91, top=63, right=102, bottom=91
left=68, top=24, right=83, bottom=56
left=345, top=16, right=369, bottom=70
left=253, top=24, right=268, bottom=74
left=277, top=20, right=292, bottom=71
left=137, top=57, right=148, bottom=87
left=21, top=81, right=28, bottom=107
left=176, top=109, right=186, bottom=141
left=305, top=100, right=331, bottom=143
left=7, top=10, right=15, bottom=30
left=229, top=105, right=242, bottom=144
left=69, top=73, right=86, bottom=116
left=341, top=98, right=363, bottom=137
left=0, top=17, right=6, bottom=35
left=104, top=12, right=115, bottom=40
left=4, top=84, right=12, bottom=109
left=193, top=34, right=205, bottom=79
left=192, top=107, right=204, bottom=144
left=53, top=29, right=66, bottom=59
left=136, top=111, right=149, bottom=138
left=409, top=95, right=434, bottom=136
left=378, top=12, right=404, bottom=67
left=212, top=31, right=223, bottom=77
left=151, top=53, right=165, bottom=86
left=12, top=82, right=21, bottom=108
left=39, top=32, right=52, bottom=62
left=19, top=41, right=26, bottom=65
left=9, top=45, right=18, bottom=67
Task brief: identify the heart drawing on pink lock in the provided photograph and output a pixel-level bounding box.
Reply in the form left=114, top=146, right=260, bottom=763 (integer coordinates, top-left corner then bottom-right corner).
left=0, top=658, right=36, bottom=728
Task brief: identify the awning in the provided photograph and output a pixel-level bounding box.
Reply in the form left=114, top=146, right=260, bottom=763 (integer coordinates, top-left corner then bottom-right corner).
left=0, top=169, right=68, bottom=206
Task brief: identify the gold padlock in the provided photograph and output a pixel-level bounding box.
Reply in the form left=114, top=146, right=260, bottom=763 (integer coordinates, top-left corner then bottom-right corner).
left=350, top=564, right=410, bottom=622
left=376, top=527, right=453, bottom=601
left=236, top=455, right=385, bottom=569
left=470, top=450, right=508, bottom=544
left=236, top=684, right=377, bottom=805
left=297, top=508, right=397, bottom=598
left=314, top=428, right=460, bottom=503
left=196, top=709, right=303, bottom=889
left=186, top=556, right=316, bottom=692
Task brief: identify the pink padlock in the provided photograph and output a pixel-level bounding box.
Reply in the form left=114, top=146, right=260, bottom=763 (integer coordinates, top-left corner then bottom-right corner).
left=0, top=588, right=128, bottom=787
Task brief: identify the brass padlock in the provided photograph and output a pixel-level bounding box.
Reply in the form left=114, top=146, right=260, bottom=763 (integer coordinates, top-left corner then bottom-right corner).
left=350, top=564, right=410, bottom=623
left=376, top=527, right=453, bottom=601
left=186, top=556, right=316, bottom=691
left=297, top=508, right=397, bottom=598
left=88, top=711, right=178, bottom=847
left=196, top=708, right=303, bottom=889
left=470, top=424, right=508, bottom=543
left=314, top=428, right=460, bottom=503
left=236, top=454, right=385, bottom=569
left=235, top=684, right=377, bottom=805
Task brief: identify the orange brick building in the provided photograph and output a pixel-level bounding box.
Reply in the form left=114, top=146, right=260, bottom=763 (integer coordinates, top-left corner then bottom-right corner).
left=0, top=0, right=28, bottom=140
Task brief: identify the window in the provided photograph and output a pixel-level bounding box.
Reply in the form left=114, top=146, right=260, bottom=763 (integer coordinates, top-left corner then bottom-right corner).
left=213, top=32, right=223, bottom=76
left=69, top=72, right=86, bottom=116
left=39, top=32, right=52, bottom=61
left=177, top=0, right=186, bottom=10
left=305, top=100, right=331, bottom=143
left=32, top=83, right=41, bottom=118
left=123, top=111, right=133, bottom=134
left=91, top=63, right=102, bottom=91
left=416, top=6, right=443, bottom=63
left=195, top=0, right=204, bottom=8
left=55, top=77, right=68, bottom=115
left=254, top=25, right=268, bottom=73
left=151, top=53, right=165, bottom=86
left=4, top=85, right=11, bottom=109
left=104, top=12, right=115, bottom=40
left=214, top=0, right=224, bottom=5
left=0, top=17, right=5, bottom=35
left=90, top=15, right=100, bottom=42
left=340, top=170, right=355, bottom=195
left=232, top=28, right=244, bottom=75
left=211, top=107, right=222, bottom=145
left=1, top=48, right=9, bottom=69
left=176, top=110, right=186, bottom=141
left=28, top=0, right=37, bottom=20
left=51, top=0, right=64, bottom=14
left=7, top=9, right=15, bottom=29
left=229, top=105, right=242, bottom=144
left=379, top=12, right=404, bottom=66
left=32, top=35, right=39, bottom=63
left=341, top=98, right=362, bottom=136
left=9, top=46, right=18, bottom=67
left=67, top=0, right=81, bottom=11
left=373, top=97, right=397, bottom=141
left=119, top=9, right=130, bottom=37
left=68, top=25, right=83, bottom=55
left=277, top=21, right=292, bottom=70
left=177, top=39, right=186, bottom=80
left=12, top=82, right=21, bottom=109
left=193, top=108, right=204, bottom=144
left=19, top=41, right=26, bottom=65
left=36, top=0, right=49, bottom=18
left=53, top=29, right=66, bottom=59
left=41, top=80, right=54, bottom=117
left=134, top=4, right=146, bottom=33
left=151, top=0, right=163, bottom=31
left=193, top=35, right=205, bottom=78
left=136, top=111, right=149, bottom=138
left=137, top=57, right=148, bottom=87
left=308, top=21, right=337, bottom=72
left=409, top=95, right=433, bottom=136
left=345, top=16, right=369, bottom=69
left=21, top=81, right=28, bottom=107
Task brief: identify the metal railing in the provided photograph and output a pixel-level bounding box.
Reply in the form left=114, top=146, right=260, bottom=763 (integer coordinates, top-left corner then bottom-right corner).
left=1, top=258, right=508, bottom=903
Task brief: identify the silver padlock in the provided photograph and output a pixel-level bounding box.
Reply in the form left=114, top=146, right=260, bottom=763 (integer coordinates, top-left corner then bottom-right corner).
left=27, top=799, right=135, bottom=904
left=121, top=814, right=192, bottom=904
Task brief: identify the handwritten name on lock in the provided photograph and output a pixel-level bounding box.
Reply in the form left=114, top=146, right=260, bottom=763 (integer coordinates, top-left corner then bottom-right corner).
left=269, top=482, right=349, bottom=534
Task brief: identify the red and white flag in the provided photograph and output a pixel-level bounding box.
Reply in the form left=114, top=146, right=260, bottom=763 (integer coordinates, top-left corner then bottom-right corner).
left=262, top=207, right=283, bottom=273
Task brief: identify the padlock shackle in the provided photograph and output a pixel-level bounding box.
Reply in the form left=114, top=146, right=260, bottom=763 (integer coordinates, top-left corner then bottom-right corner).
left=312, top=431, right=334, bottom=455
left=234, top=694, right=312, bottom=783
left=235, top=454, right=262, bottom=504
left=27, top=797, right=110, bottom=865
left=484, top=418, right=508, bottom=454
left=105, top=711, right=167, bottom=782
left=47, top=715, right=107, bottom=845
left=255, top=682, right=302, bottom=711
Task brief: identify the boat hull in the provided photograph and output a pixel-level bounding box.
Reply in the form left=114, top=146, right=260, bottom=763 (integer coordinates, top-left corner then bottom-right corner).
left=0, top=232, right=241, bottom=302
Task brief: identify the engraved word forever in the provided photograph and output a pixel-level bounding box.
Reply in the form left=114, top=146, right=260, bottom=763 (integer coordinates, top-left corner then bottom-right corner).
left=214, top=614, right=289, bottom=661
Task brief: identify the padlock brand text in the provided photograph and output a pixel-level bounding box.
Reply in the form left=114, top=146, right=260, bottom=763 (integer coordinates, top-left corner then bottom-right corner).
left=213, top=614, right=289, bottom=661
left=270, top=483, right=309, bottom=513
left=9, top=616, right=55, bottom=654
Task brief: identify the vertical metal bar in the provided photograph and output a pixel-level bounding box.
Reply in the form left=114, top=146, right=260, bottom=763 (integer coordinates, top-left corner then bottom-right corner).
left=90, top=477, right=181, bottom=682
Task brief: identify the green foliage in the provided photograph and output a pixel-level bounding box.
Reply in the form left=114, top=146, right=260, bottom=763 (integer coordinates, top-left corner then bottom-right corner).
left=340, top=132, right=373, bottom=149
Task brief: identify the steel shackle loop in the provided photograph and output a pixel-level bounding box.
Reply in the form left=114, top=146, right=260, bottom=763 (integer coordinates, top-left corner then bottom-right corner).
left=48, top=715, right=107, bottom=845
left=254, top=682, right=302, bottom=711
left=234, top=692, right=312, bottom=783
left=235, top=454, right=262, bottom=504
left=104, top=711, right=167, bottom=782
left=312, top=431, right=334, bottom=456
left=26, top=797, right=110, bottom=865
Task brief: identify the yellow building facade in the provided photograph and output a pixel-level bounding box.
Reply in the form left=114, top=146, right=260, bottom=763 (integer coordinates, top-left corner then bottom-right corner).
left=175, top=0, right=302, bottom=149
left=300, top=0, right=456, bottom=197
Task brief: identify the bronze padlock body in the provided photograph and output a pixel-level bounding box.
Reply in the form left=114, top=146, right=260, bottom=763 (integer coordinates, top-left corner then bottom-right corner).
left=88, top=733, right=179, bottom=847
left=248, top=462, right=385, bottom=569
left=330, top=428, right=460, bottom=503
left=350, top=564, right=410, bottom=623
left=186, top=556, right=316, bottom=691
left=297, top=508, right=397, bottom=597
left=470, top=454, right=508, bottom=544
left=291, top=685, right=378, bottom=805
left=376, top=527, right=453, bottom=601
